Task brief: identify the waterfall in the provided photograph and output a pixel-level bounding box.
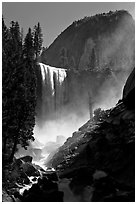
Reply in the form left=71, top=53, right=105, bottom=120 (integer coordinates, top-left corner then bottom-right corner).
left=35, top=62, right=91, bottom=145
left=39, top=63, right=67, bottom=95
left=35, top=62, right=128, bottom=145
left=38, top=63, right=67, bottom=121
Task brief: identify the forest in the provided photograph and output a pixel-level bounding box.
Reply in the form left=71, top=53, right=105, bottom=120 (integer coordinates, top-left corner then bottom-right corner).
left=2, top=17, right=43, bottom=167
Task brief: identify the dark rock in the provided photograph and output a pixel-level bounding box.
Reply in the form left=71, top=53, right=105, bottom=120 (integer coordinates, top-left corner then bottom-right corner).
left=21, top=173, right=64, bottom=202
left=44, top=171, right=58, bottom=182
left=32, top=177, right=37, bottom=182
left=20, top=162, right=40, bottom=177
left=20, top=171, right=30, bottom=184
left=123, top=68, right=135, bottom=110
left=19, top=156, right=33, bottom=163
left=46, top=69, right=135, bottom=202
left=103, top=190, right=135, bottom=202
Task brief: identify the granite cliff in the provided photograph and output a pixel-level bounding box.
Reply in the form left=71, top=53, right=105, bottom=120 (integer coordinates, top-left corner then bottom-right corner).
left=41, top=10, right=134, bottom=72
left=46, top=68, right=135, bottom=201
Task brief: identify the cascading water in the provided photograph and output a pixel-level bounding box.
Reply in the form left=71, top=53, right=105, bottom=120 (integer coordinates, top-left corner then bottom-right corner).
left=39, top=63, right=67, bottom=95
left=15, top=62, right=133, bottom=201
left=32, top=61, right=130, bottom=167
left=37, top=63, right=68, bottom=122
left=33, top=62, right=92, bottom=165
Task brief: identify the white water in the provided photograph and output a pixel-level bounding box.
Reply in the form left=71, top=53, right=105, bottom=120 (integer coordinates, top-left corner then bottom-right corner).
left=19, top=175, right=39, bottom=195
left=39, top=63, right=67, bottom=95
left=18, top=162, right=56, bottom=195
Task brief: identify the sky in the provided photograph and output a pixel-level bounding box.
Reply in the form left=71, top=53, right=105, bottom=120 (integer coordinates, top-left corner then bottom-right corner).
left=2, top=2, right=135, bottom=48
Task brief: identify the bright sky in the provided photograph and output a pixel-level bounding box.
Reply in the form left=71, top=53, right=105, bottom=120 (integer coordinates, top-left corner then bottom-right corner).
left=2, top=2, right=135, bottom=48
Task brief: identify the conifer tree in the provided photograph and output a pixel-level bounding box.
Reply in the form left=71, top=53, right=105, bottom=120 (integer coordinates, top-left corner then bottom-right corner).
left=2, top=21, right=37, bottom=163
left=33, top=22, right=43, bottom=59
left=2, top=17, right=10, bottom=158
left=3, top=19, right=25, bottom=163
left=21, top=27, right=36, bottom=149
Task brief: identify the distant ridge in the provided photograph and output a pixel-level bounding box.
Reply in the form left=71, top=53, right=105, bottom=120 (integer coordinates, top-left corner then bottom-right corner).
left=41, top=10, right=134, bottom=72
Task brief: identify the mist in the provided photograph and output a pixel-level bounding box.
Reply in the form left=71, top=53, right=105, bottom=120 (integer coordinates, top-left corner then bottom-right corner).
left=93, top=13, right=134, bottom=109
left=93, top=71, right=129, bottom=110
left=34, top=111, right=89, bottom=145
left=33, top=70, right=128, bottom=147
left=32, top=11, right=134, bottom=153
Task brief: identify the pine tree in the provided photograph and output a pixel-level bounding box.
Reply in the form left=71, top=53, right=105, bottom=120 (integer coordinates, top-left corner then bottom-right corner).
left=2, top=19, right=25, bottom=163
left=2, top=16, right=9, bottom=64
left=2, top=21, right=37, bottom=164
left=33, top=22, right=43, bottom=60
left=2, top=17, right=10, bottom=158
left=21, top=27, right=36, bottom=148
left=23, top=28, right=34, bottom=60
left=9, top=27, right=37, bottom=162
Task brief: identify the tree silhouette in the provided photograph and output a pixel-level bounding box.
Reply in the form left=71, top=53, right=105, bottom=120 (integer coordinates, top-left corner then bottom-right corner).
left=2, top=19, right=38, bottom=164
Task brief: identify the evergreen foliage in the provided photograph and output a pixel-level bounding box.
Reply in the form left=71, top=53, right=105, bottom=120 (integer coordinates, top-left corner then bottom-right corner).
left=2, top=17, right=43, bottom=164
left=33, top=22, right=43, bottom=59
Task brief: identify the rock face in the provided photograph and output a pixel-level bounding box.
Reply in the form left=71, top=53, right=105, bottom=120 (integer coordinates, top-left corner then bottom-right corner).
left=41, top=10, right=134, bottom=72
left=46, top=69, right=135, bottom=202
left=36, top=10, right=134, bottom=124
left=123, top=68, right=135, bottom=109
left=36, top=61, right=132, bottom=124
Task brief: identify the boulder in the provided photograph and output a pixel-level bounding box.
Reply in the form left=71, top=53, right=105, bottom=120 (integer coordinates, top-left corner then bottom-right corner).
left=123, top=68, right=135, bottom=109
left=20, top=162, right=40, bottom=177
left=44, top=171, right=58, bottom=182
left=19, top=156, right=33, bottom=163
left=21, top=171, right=64, bottom=202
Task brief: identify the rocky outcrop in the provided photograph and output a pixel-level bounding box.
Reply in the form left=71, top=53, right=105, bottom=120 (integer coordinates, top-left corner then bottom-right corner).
left=3, top=156, right=40, bottom=188
left=3, top=69, right=134, bottom=202
left=47, top=69, right=135, bottom=202
left=19, top=171, right=64, bottom=202
left=123, top=68, right=135, bottom=109
left=3, top=155, right=64, bottom=202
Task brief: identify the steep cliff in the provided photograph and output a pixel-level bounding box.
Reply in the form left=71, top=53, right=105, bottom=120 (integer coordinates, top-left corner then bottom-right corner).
left=46, top=68, right=135, bottom=201
left=41, top=10, right=134, bottom=72
left=35, top=61, right=133, bottom=125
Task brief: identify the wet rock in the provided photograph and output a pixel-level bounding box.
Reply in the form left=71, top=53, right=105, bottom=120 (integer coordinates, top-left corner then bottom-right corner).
left=21, top=171, right=64, bottom=202
left=46, top=68, right=135, bottom=202
left=20, top=162, right=40, bottom=177
left=123, top=68, right=135, bottom=110
left=19, top=156, right=33, bottom=163
left=93, top=170, right=107, bottom=180
left=44, top=171, right=58, bottom=182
